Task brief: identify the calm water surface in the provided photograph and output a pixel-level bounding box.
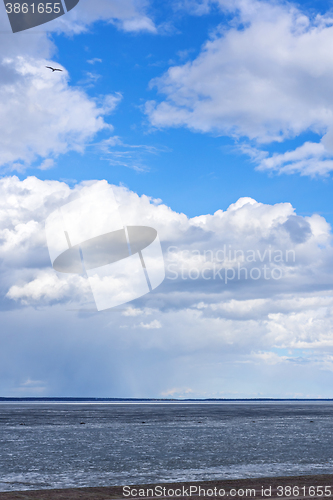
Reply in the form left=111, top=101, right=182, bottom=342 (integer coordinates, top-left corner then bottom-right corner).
left=0, top=402, right=332, bottom=491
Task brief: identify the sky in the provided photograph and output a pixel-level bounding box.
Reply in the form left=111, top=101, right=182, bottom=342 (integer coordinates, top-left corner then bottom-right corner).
left=1, top=0, right=333, bottom=398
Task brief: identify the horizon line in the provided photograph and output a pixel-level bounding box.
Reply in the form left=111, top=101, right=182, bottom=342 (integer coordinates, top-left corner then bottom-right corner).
left=0, top=397, right=333, bottom=402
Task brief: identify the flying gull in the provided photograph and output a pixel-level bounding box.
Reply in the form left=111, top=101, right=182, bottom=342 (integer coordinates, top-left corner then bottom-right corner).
left=46, top=66, right=63, bottom=72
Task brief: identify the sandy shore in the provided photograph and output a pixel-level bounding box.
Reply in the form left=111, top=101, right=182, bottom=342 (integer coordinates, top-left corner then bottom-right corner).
left=0, top=474, right=332, bottom=500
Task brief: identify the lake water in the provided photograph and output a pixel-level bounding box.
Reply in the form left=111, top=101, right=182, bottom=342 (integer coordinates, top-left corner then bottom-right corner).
left=0, top=402, right=332, bottom=491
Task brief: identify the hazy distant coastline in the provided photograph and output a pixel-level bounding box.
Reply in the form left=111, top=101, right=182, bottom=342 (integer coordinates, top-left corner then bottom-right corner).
left=1, top=397, right=333, bottom=403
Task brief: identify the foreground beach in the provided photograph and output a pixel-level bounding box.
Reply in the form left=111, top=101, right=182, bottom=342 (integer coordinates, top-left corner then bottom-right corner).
left=0, top=475, right=332, bottom=500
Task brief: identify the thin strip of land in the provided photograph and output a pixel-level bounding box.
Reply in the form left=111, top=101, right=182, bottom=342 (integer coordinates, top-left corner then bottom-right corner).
left=0, top=474, right=332, bottom=500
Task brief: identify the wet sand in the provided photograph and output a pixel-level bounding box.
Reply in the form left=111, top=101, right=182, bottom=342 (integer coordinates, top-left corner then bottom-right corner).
left=0, top=474, right=332, bottom=500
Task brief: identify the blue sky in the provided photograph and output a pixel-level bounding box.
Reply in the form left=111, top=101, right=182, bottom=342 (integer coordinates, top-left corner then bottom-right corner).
left=39, top=3, right=333, bottom=220
left=2, top=0, right=333, bottom=398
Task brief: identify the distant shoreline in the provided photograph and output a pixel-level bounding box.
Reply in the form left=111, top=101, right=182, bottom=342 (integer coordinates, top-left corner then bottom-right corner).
left=0, top=474, right=332, bottom=499
left=1, top=398, right=333, bottom=402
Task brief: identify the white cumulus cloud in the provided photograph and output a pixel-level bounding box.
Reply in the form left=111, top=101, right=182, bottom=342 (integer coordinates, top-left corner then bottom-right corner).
left=1, top=176, right=333, bottom=396
left=0, top=0, right=153, bottom=172
left=0, top=57, right=120, bottom=168
left=54, top=0, right=157, bottom=34
left=146, top=0, right=333, bottom=176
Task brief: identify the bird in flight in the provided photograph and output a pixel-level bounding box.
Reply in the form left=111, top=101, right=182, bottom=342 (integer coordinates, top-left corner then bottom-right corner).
left=46, top=66, right=63, bottom=72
